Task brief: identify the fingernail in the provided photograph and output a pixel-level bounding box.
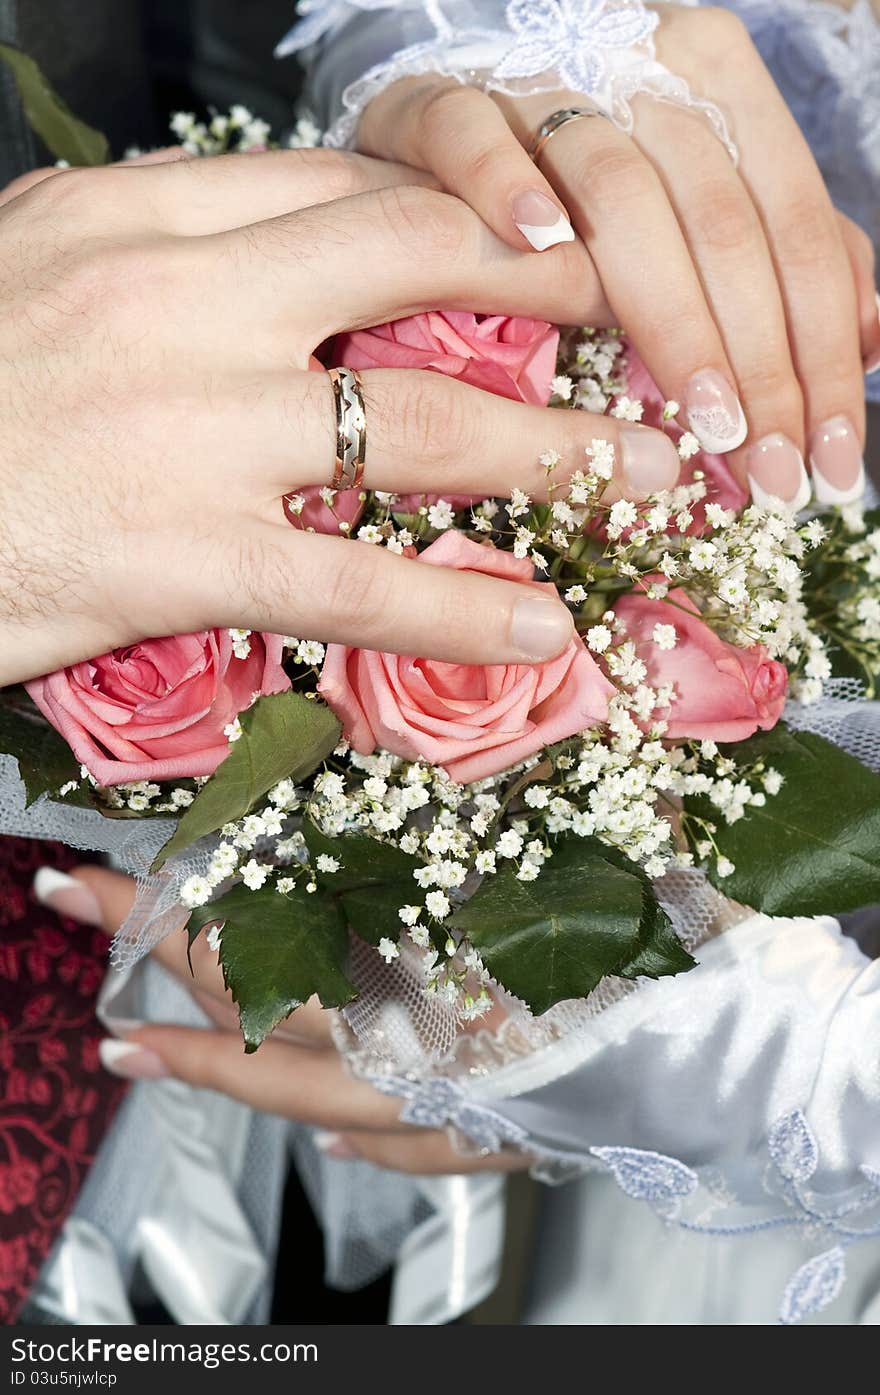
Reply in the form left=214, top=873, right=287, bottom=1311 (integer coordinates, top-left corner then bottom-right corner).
left=511, top=595, right=574, bottom=661
left=865, top=294, right=880, bottom=376
left=98, top=1038, right=168, bottom=1080
left=511, top=190, right=574, bottom=251
left=747, top=433, right=811, bottom=513
left=619, top=424, right=680, bottom=496
left=314, top=1130, right=359, bottom=1159
left=684, top=369, right=747, bottom=453
left=33, top=867, right=102, bottom=926
left=809, top=415, right=865, bottom=506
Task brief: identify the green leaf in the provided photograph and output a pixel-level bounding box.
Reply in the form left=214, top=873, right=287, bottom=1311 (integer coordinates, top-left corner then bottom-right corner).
left=303, top=818, right=421, bottom=945
left=187, top=881, right=356, bottom=1050
left=152, top=692, right=341, bottom=871
left=686, top=725, right=880, bottom=917
left=617, top=894, right=696, bottom=981
left=0, top=696, right=84, bottom=806
left=0, top=43, right=109, bottom=166
left=450, top=836, right=694, bottom=1015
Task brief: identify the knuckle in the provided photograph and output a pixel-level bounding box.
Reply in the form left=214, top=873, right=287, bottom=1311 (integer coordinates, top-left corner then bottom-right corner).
left=0, top=167, right=55, bottom=205
left=29, top=166, right=118, bottom=223
left=804, top=361, right=863, bottom=412
left=398, top=374, right=476, bottom=467
left=660, top=6, right=758, bottom=80
left=575, top=142, right=657, bottom=211
left=290, top=147, right=373, bottom=201
left=739, top=361, right=803, bottom=424
left=379, top=183, right=470, bottom=261
left=416, top=81, right=478, bottom=146
left=635, top=301, right=705, bottom=353
left=178, top=1036, right=218, bottom=1089
left=840, top=213, right=875, bottom=270
left=47, top=245, right=119, bottom=317
left=233, top=534, right=293, bottom=623
left=463, top=141, right=520, bottom=188
left=689, top=180, right=762, bottom=255
left=775, top=195, right=840, bottom=273
left=325, top=545, right=395, bottom=635
left=55, top=240, right=178, bottom=326
left=692, top=6, right=751, bottom=53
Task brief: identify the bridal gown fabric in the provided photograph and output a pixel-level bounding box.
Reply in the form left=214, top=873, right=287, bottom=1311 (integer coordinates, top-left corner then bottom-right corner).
left=5, top=0, right=880, bottom=1327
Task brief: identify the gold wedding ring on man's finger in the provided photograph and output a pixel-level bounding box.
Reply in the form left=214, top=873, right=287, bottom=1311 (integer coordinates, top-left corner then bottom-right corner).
left=328, top=365, right=367, bottom=491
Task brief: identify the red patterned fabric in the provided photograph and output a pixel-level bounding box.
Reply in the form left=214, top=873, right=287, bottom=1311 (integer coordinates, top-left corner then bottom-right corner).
left=0, top=840, right=126, bottom=1323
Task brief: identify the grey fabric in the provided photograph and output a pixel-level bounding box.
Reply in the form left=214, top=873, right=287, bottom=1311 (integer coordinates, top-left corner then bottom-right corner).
left=1, top=2, right=304, bottom=181
left=18, top=0, right=157, bottom=159
left=0, top=0, right=35, bottom=186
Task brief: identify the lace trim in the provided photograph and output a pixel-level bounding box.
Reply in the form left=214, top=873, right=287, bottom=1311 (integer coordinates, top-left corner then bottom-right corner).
left=591, top=1111, right=880, bottom=1325
left=279, top=1, right=737, bottom=158
left=354, top=1076, right=880, bottom=1323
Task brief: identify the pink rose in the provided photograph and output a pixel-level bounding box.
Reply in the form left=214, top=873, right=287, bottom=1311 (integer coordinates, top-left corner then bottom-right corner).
left=613, top=589, right=788, bottom=743
left=26, top=631, right=290, bottom=786
left=334, top=311, right=560, bottom=407
left=318, top=532, right=614, bottom=784
left=621, top=349, right=746, bottom=529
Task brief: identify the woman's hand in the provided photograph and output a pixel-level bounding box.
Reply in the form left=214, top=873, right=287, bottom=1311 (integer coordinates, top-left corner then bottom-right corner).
left=35, top=864, right=524, bottom=1176
left=0, top=146, right=684, bottom=687
left=358, top=4, right=879, bottom=507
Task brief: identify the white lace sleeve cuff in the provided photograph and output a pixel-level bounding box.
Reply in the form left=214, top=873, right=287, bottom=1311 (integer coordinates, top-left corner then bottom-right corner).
left=278, top=0, right=735, bottom=158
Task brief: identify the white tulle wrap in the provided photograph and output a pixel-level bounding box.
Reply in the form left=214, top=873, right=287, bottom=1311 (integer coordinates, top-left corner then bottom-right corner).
left=278, top=0, right=736, bottom=157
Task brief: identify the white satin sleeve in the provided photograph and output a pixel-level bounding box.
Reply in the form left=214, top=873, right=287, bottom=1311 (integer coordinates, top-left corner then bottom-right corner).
left=280, top=1, right=734, bottom=155
left=359, top=911, right=880, bottom=1323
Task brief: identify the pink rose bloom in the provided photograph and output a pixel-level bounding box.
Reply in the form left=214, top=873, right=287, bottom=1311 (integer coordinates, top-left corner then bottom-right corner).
left=26, top=631, right=290, bottom=786
left=335, top=311, right=559, bottom=406
left=614, top=589, right=788, bottom=743
left=318, top=532, right=614, bottom=784
left=622, top=349, right=746, bottom=528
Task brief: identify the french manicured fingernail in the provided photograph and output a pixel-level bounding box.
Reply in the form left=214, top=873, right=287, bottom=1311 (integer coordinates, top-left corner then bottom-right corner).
left=33, top=867, right=102, bottom=926
left=864, top=294, right=880, bottom=375
left=684, top=369, right=747, bottom=453
left=747, top=433, right=811, bottom=513
left=314, top=1130, right=358, bottom=1159
left=98, top=1038, right=168, bottom=1080
left=809, top=415, right=865, bottom=506
left=511, top=595, right=574, bottom=661
left=619, top=424, right=680, bottom=496
left=512, top=190, right=574, bottom=251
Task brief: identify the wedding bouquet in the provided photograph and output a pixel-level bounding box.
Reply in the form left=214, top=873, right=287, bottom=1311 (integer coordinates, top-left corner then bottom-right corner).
left=4, top=310, right=880, bottom=1048
left=1, top=97, right=878, bottom=1051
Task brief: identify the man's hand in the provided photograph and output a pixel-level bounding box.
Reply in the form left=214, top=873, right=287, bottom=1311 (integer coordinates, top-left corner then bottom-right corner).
left=0, top=148, right=682, bottom=685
